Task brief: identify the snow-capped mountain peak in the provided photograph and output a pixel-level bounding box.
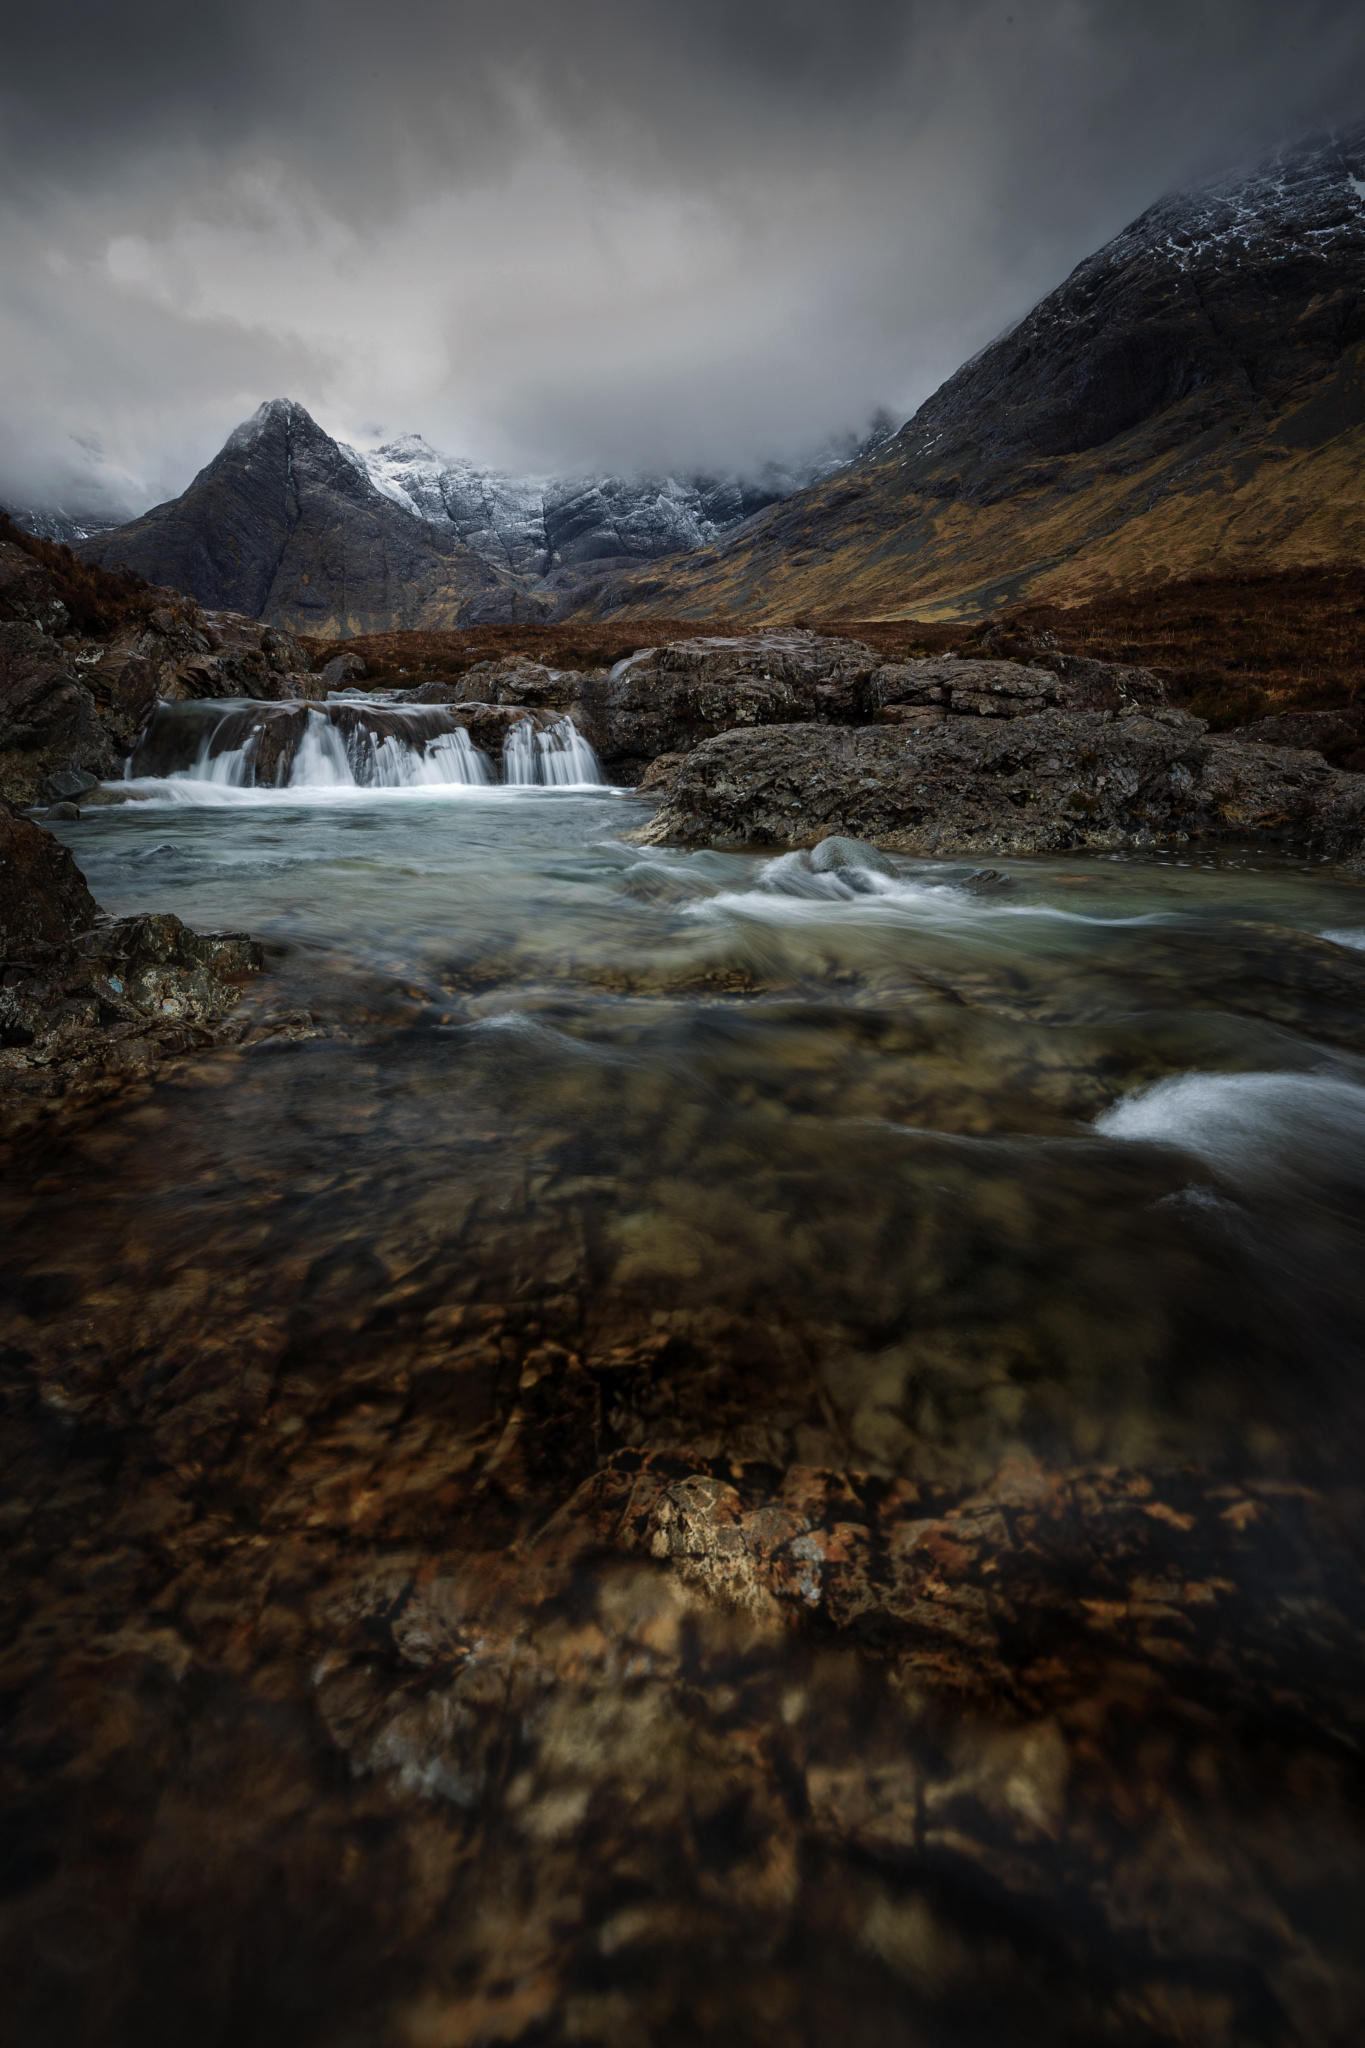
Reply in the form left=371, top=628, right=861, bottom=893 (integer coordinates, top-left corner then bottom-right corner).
left=353, top=415, right=899, bottom=581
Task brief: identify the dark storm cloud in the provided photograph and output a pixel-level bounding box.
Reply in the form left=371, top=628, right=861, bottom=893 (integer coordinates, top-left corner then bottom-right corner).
left=3, top=1, right=1365, bottom=509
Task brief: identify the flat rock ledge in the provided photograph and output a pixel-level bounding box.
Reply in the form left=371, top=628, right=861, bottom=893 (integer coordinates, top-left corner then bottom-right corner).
left=635, top=709, right=1365, bottom=868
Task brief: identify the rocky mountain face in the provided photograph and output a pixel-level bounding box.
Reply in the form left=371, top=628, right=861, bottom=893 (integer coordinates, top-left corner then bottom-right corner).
left=68, top=404, right=893, bottom=636
left=74, top=401, right=536, bottom=639
left=564, top=126, right=1365, bottom=621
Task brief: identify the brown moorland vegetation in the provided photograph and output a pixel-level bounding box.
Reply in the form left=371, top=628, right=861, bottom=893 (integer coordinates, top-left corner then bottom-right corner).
left=298, top=615, right=975, bottom=684
left=0, top=511, right=170, bottom=638
left=311, top=567, right=1365, bottom=737
left=999, top=564, right=1365, bottom=728
left=298, top=619, right=752, bottom=681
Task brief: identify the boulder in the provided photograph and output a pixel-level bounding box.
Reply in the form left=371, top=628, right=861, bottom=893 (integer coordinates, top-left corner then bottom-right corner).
left=872, top=653, right=1164, bottom=719
left=563, top=636, right=1167, bottom=783
left=637, top=709, right=1365, bottom=867
left=440, top=701, right=563, bottom=756
left=0, top=619, right=119, bottom=803
left=321, top=650, right=368, bottom=690
left=40, top=766, right=101, bottom=804
left=444, top=655, right=585, bottom=710
left=572, top=631, right=883, bottom=778
left=1228, top=705, right=1365, bottom=774
left=808, top=833, right=899, bottom=879
left=0, top=799, right=98, bottom=955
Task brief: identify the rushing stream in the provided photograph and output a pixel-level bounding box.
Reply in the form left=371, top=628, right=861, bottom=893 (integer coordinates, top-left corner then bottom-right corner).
left=6, top=757, right=1365, bottom=2043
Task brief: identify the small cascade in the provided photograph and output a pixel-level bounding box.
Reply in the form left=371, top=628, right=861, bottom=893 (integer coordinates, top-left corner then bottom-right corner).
left=127, top=700, right=494, bottom=792
left=124, top=699, right=604, bottom=794
left=503, top=716, right=605, bottom=787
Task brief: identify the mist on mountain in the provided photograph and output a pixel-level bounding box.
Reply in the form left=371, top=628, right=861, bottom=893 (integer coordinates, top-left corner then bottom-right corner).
left=4, top=1, right=1365, bottom=514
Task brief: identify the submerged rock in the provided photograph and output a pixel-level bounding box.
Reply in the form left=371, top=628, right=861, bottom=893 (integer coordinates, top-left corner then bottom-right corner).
left=638, top=710, right=1365, bottom=867
left=809, top=833, right=899, bottom=878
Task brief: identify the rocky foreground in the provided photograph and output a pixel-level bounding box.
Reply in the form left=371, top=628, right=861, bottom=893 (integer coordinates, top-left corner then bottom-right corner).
left=0, top=512, right=335, bottom=811
left=0, top=798, right=265, bottom=1141
left=5, top=595, right=1365, bottom=2041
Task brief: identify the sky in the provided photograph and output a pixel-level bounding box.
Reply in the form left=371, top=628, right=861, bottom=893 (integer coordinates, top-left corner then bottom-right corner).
left=3, top=0, right=1365, bottom=516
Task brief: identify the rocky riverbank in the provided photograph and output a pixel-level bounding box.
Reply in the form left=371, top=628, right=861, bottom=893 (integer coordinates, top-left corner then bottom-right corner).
left=0, top=799, right=264, bottom=1141
left=0, top=515, right=321, bottom=810
left=615, top=638, right=1365, bottom=867
left=387, top=630, right=1365, bottom=871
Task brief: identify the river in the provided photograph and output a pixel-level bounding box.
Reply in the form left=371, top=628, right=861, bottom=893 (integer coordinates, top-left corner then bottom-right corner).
left=5, top=726, right=1365, bottom=2044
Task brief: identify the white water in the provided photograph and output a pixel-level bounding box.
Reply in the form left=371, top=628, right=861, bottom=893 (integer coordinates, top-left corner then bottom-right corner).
left=502, top=716, right=605, bottom=787
left=1096, top=1069, right=1365, bottom=1193
left=120, top=700, right=606, bottom=803
left=683, top=846, right=1170, bottom=930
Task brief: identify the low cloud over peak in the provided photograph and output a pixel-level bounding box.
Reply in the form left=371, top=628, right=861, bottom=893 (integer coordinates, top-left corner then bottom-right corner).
left=3, top=1, right=1365, bottom=514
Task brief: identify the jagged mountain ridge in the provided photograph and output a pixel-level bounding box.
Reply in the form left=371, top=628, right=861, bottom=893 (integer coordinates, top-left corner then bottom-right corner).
left=71, top=403, right=894, bottom=635
left=10, top=508, right=119, bottom=545
left=361, top=426, right=889, bottom=581
left=557, top=125, right=1365, bottom=622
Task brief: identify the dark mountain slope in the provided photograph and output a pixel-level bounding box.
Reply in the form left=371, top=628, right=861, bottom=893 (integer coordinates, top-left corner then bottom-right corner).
left=559, top=126, right=1365, bottom=622
left=70, top=405, right=895, bottom=635
left=79, top=400, right=537, bottom=638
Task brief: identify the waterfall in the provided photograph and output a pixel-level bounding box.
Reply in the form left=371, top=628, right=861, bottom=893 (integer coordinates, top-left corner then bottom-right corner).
left=292, top=711, right=358, bottom=787
left=503, top=716, right=605, bottom=787
left=124, top=699, right=605, bottom=795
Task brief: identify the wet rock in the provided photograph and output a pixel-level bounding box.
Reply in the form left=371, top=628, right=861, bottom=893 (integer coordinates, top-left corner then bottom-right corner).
left=0, top=798, right=97, bottom=952
left=321, top=649, right=368, bottom=690
left=637, top=750, right=689, bottom=793
left=448, top=653, right=587, bottom=709
left=39, top=766, right=100, bottom=804
left=45, top=800, right=81, bottom=820
left=551, top=636, right=1169, bottom=785
left=0, top=618, right=117, bottom=802
left=572, top=630, right=882, bottom=778
left=638, top=710, right=1365, bottom=866
left=1, top=799, right=263, bottom=1133
left=1229, top=705, right=1365, bottom=775
left=0, top=529, right=317, bottom=800
left=442, top=700, right=563, bottom=755
left=809, top=833, right=899, bottom=879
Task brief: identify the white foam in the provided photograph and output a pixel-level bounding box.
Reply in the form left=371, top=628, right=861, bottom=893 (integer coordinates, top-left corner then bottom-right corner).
left=1321, top=928, right=1365, bottom=952
left=502, top=716, right=605, bottom=788
left=686, top=850, right=1167, bottom=930
left=1096, top=1069, right=1365, bottom=1191
left=110, top=776, right=608, bottom=811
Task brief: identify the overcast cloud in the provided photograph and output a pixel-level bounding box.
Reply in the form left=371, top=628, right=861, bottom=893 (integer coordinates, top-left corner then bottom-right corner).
left=3, top=0, right=1365, bottom=514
